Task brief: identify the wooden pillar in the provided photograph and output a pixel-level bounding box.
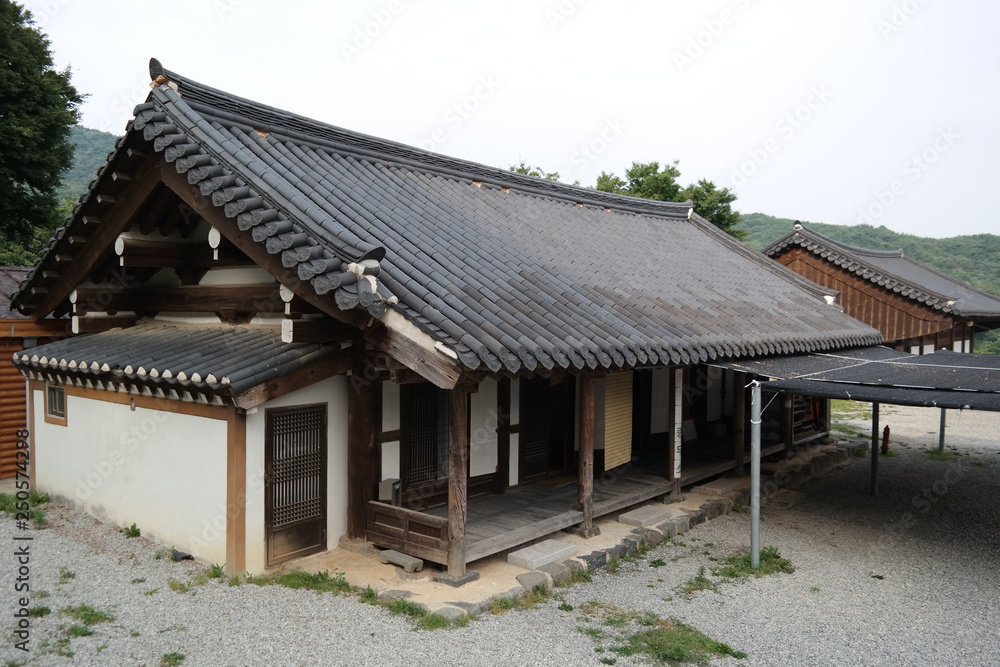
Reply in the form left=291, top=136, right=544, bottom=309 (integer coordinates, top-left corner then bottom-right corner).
left=574, top=374, right=600, bottom=537
left=225, top=410, right=247, bottom=576
left=347, top=345, right=378, bottom=539
left=495, top=378, right=511, bottom=493
left=870, top=402, right=880, bottom=496
left=447, top=385, right=470, bottom=578
left=782, top=395, right=795, bottom=457
left=668, top=368, right=684, bottom=500
left=732, top=372, right=746, bottom=477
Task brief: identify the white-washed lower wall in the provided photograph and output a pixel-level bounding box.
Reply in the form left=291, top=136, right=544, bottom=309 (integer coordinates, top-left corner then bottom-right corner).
left=32, top=390, right=229, bottom=564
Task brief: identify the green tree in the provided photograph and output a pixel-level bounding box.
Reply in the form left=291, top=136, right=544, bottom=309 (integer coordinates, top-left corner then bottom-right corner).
left=596, top=161, right=745, bottom=240
left=509, top=160, right=561, bottom=182
left=0, top=0, right=82, bottom=263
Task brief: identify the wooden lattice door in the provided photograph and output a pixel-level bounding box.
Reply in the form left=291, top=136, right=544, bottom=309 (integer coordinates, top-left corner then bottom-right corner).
left=265, top=404, right=327, bottom=566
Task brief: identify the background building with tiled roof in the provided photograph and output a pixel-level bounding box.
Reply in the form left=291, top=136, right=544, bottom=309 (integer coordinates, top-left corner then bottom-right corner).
left=765, top=223, right=1000, bottom=354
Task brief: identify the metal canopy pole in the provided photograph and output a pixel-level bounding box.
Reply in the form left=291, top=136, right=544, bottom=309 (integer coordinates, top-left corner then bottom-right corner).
left=870, top=401, right=880, bottom=496
left=938, top=408, right=947, bottom=452
left=750, top=380, right=762, bottom=570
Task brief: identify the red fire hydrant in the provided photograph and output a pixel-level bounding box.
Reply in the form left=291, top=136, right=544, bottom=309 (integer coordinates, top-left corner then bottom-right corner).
left=881, top=425, right=891, bottom=455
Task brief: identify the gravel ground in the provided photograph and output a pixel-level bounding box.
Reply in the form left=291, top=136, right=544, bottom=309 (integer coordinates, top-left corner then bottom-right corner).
left=3, top=405, right=999, bottom=667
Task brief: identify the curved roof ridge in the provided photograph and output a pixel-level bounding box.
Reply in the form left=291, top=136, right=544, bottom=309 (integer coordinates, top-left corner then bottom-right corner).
left=151, top=58, right=692, bottom=220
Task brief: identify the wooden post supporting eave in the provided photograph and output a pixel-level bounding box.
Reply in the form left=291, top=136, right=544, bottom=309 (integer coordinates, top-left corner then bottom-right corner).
left=447, top=385, right=470, bottom=578
left=732, top=373, right=746, bottom=477
left=574, top=374, right=600, bottom=537
left=225, top=410, right=247, bottom=577
left=347, top=344, right=378, bottom=540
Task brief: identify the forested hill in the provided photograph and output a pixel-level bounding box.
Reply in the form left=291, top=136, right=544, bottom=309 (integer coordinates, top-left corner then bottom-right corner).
left=58, top=126, right=120, bottom=204
left=739, top=212, right=1000, bottom=296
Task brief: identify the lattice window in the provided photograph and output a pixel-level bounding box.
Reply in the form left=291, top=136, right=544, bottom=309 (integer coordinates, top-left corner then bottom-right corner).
left=266, top=406, right=326, bottom=528
left=402, top=383, right=449, bottom=487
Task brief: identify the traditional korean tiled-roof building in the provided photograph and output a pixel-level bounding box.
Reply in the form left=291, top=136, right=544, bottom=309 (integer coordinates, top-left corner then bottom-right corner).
left=10, top=60, right=880, bottom=579
left=765, top=223, right=1000, bottom=353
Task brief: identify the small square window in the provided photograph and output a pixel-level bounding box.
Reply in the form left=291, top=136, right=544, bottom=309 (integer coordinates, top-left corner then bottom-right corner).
left=45, top=385, right=67, bottom=426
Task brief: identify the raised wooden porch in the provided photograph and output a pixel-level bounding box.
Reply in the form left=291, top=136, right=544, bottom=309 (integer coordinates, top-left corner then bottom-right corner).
left=366, top=469, right=673, bottom=567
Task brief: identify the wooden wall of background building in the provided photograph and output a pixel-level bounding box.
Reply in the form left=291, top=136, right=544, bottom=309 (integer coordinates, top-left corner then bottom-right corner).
left=0, top=338, right=27, bottom=479
left=778, top=249, right=953, bottom=345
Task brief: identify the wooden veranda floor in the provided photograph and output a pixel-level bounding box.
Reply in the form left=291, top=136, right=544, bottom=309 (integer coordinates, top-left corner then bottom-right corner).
left=427, top=471, right=673, bottom=563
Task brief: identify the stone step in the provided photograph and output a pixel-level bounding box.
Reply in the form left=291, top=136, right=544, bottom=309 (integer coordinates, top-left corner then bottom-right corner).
left=507, top=539, right=576, bottom=569
left=618, top=504, right=672, bottom=528
left=692, top=478, right=747, bottom=496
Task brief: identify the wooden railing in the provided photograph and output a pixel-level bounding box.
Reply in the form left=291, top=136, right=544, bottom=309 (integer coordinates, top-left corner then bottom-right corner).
left=366, top=501, right=450, bottom=566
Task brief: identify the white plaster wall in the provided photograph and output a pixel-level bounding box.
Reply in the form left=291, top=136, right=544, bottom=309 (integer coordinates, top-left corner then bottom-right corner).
left=470, top=378, right=498, bottom=477
left=923, top=343, right=935, bottom=354
left=380, top=381, right=401, bottom=482
left=244, top=375, right=347, bottom=574
left=32, top=390, right=228, bottom=564
left=199, top=266, right=276, bottom=285
left=650, top=368, right=671, bottom=434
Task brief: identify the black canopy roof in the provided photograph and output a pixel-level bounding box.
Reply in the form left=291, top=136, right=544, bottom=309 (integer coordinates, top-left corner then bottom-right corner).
left=718, top=348, right=1000, bottom=411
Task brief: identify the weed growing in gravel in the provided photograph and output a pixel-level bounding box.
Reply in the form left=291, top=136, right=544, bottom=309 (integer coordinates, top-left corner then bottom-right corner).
left=57, top=567, right=75, bottom=584
left=160, top=653, right=186, bottom=666
left=208, top=564, right=225, bottom=579
left=131, top=578, right=146, bottom=584
left=120, top=522, right=141, bottom=538
left=67, top=625, right=93, bottom=637
left=36, top=636, right=73, bottom=657
left=606, top=557, right=621, bottom=574
left=577, top=626, right=604, bottom=639
left=167, top=579, right=188, bottom=593
left=731, top=503, right=749, bottom=514
left=61, top=604, right=113, bottom=626
left=27, top=606, right=50, bottom=617
left=247, top=570, right=353, bottom=593
left=555, top=568, right=593, bottom=587
left=627, top=618, right=747, bottom=663
left=924, top=449, right=957, bottom=462
left=34, top=590, right=49, bottom=599
left=559, top=602, right=574, bottom=612
left=712, top=546, right=795, bottom=579
left=360, top=585, right=378, bottom=603
left=680, top=566, right=717, bottom=596
left=0, top=492, right=49, bottom=528
left=144, top=589, right=159, bottom=596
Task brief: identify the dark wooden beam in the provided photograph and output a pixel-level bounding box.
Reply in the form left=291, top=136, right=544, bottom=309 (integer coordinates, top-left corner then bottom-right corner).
left=115, top=236, right=250, bottom=269
left=364, top=321, right=462, bottom=390
left=233, top=346, right=353, bottom=410
left=346, top=344, right=379, bottom=539
left=574, top=374, right=599, bottom=537
left=280, top=317, right=357, bottom=343
left=71, top=284, right=283, bottom=315
left=71, top=315, right=139, bottom=334
left=447, top=385, right=470, bottom=578
left=31, top=158, right=163, bottom=317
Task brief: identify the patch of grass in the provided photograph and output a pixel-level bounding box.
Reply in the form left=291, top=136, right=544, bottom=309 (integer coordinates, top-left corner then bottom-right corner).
left=384, top=598, right=426, bottom=618
left=248, top=570, right=353, bottom=594
left=712, top=546, right=795, bottom=580
left=731, top=502, right=749, bottom=514
left=555, top=568, right=592, bottom=587
left=66, top=625, right=93, bottom=637
left=558, top=602, right=573, bottom=612
left=360, top=585, right=378, bottom=603
left=606, top=557, right=621, bottom=574
left=37, top=636, right=73, bottom=658
left=57, top=567, right=75, bottom=584
left=208, top=564, right=225, bottom=579
left=831, top=399, right=871, bottom=420
left=810, top=586, right=820, bottom=593
left=227, top=576, right=241, bottom=587
left=61, top=604, right=113, bottom=626
left=130, top=630, right=141, bottom=637
left=120, top=522, right=141, bottom=538
left=144, top=589, right=159, bottom=596
left=417, top=614, right=451, bottom=631
left=924, top=448, right=956, bottom=462
left=0, top=492, right=49, bottom=527
left=680, top=566, right=717, bottom=596
left=167, top=579, right=188, bottom=593
left=650, top=558, right=666, bottom=568
left=628, top=618, right=747, bottom=663
left=577, top=626, right=604, bottom=639
left=27, top=606, right=50, bottom=617
left=598, top=658, right=617, bottom=665
left=131, top=578, right=146, bottom=584
left=160, top=653, right=186, bottom=666
left=34, top=590, right=49, bottom=599
left=882, top=449, right=900, bottom=457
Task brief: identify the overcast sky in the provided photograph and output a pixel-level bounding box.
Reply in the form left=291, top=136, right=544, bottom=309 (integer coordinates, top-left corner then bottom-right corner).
left=24, top=0, right=999, bottom=238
